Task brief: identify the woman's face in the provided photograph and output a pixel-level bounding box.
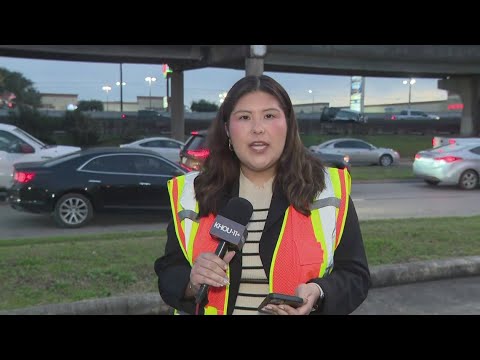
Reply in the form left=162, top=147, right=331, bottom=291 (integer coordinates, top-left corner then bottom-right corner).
left=227, top=91, right=287, bottom=179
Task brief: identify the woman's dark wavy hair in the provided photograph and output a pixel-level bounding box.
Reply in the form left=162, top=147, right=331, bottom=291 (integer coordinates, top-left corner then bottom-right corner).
left=194, top=75, right=325, bottom=216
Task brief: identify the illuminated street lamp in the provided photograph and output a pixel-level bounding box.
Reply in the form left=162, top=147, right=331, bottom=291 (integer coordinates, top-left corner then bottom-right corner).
left=145, top=76, right=157, bottom=109
left=308, top=89, right=314, bottom=113
left=402, top=78, right=416, bottom=109
left=102, top=85, right=112, bottom=111
left=219, top=91, right=227, bottom=104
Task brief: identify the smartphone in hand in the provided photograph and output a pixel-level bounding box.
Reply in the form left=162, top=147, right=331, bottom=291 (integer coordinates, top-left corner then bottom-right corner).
left=258, top=293, right=304, bottom=313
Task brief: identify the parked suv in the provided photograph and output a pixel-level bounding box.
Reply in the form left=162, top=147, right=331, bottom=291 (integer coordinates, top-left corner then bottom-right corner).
left=179, top=130, right=209, bottom=171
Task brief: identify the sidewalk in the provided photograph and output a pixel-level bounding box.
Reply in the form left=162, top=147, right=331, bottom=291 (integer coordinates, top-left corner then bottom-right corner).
left=2, top=255, right=479, bottom=315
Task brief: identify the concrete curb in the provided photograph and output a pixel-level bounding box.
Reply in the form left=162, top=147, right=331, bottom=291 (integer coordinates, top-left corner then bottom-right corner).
left=2, top=256, right=480, bottom=315
left=370, top=256, right=480, bottom=287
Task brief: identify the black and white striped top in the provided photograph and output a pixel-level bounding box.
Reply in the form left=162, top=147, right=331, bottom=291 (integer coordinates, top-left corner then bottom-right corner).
left=233, top=171, right=274, bottom=315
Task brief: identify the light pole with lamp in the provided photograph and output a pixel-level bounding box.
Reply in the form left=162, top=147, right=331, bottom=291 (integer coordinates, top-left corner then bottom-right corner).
left=402, top=78, right=416, bottom=110
left=102, top=85, right=112, bottom=111
left=145, top=76, right=157, bottom=109
left=219, top=91, right=227, bottom=104
left=116, top=81, right=126, bottom=112
left=308, top=89, right=314, bottom=113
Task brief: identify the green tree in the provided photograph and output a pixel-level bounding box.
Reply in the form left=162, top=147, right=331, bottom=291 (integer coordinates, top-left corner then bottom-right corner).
left=0, top=67, right=41, bottom=108
left=64, top=110, right=100, bottom=147
left=190, top=99, right=219, bottom=112
left=77, top=100, right=104, bottom=112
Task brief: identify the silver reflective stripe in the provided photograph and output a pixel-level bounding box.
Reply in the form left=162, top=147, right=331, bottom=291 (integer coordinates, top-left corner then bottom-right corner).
left=316, top=168, right=337, bottom=272
left=179, top=171, right=200, bottom=255
left=178, top=209, right=199, bottom=222
left=310, top=197, right=340, bottom=210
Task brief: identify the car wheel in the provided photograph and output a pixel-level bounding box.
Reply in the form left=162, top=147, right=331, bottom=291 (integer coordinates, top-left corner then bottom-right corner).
left=458, top=170, right=479, bottom=190
left=53, top=193, right=93, bottom=228
left=424, top=180, right=439, bottom=186
left=379, top=154, right=393, bottom=167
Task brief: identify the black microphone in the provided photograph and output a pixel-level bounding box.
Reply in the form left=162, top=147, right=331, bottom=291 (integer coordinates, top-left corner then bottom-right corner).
left=195, top=197, right=253, bottom=305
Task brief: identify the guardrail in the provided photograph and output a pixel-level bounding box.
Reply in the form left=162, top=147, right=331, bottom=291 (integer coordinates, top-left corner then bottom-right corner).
left=0, top=111, right=461, bottom=138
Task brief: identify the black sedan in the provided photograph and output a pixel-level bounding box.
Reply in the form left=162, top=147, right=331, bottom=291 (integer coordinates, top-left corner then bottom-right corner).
left=7, top=147, right=186, bottom=228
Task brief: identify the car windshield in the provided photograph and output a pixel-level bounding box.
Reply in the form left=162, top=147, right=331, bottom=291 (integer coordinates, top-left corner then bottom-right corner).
left=318, top=140, right=335, bottom=148
left=185, top=134, right=207, bottom=150
left=13, top=127, right=46, bottom=148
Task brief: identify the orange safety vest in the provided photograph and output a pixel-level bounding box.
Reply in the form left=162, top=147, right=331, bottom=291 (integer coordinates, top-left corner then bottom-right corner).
left=167, top=168, right=351, bottom=315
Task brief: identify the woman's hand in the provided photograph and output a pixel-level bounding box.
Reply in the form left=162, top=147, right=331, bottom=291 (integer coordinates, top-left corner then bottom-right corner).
left=186, top=251, right=235, bottom=297
left=262, top=283, right=321, bottom=315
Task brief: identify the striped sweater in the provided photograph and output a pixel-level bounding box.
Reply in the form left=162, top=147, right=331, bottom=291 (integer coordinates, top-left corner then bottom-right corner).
left=233, top=171, right=274, bottom=315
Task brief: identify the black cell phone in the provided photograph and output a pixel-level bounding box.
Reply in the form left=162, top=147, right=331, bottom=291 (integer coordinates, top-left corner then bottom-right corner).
left=258, top=293, right=304, bottom=312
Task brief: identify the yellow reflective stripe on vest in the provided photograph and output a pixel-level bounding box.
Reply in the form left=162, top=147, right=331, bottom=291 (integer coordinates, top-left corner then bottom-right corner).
left=269, top=207, right=290, bottom=293
left=204, top=306, right=218, bottom=315
left=328, top=167, right=350, bottom=249
left=167, top=176, right=188, bottom=261
left=169, top=172, right=202, bottom=266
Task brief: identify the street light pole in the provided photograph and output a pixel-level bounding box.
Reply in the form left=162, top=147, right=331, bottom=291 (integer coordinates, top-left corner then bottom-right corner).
left=145, top=76, right=157, bottom=109
left=116, top=81, right=126, bottom=111
left=402, top=78, right=416, bottom=110
left=102, top=85, right=112, bottom=111
left=119, top=63, right=124, bottom=113
left=308, top=89, right=314, bottom=113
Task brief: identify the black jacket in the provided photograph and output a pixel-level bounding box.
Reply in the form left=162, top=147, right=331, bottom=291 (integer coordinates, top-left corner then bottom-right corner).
left=154, top=180, right=371, bottom=315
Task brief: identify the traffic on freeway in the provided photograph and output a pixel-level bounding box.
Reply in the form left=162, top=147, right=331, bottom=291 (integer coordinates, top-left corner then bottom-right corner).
left=1, top=180, right=480, bottom=239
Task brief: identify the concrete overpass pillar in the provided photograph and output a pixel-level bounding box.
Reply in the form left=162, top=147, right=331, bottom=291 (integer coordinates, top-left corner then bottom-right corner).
left=438, top=76, right=480, bottom=136
left=245, top=58, right=264, bottom=76
left=245, top=45, right=267, bottom=76
left=170, top=71, right=185, bottom=142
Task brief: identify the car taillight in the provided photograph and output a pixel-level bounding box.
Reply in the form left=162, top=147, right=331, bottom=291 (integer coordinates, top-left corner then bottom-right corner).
left=415, top=154, right=422, bottom=160
left=186, top=149, right=210, bottom=160
left=180, top=163, right=193, bottom=172
left=434, top=156, right=463, bottom=163
left=14, top=171, right=36, bottom=183
left=432, top=138, right=438, bottom=147
left=390, top=115, right=396, bottom=120
left=448, top=139, right=456, bottom=145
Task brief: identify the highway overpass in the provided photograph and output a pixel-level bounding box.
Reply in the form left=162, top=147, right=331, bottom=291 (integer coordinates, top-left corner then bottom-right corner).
left=0, top=45, right=479, bottom=138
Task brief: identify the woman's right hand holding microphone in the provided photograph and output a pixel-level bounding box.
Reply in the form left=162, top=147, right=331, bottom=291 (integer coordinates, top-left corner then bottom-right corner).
left=185, top=251, right=235, bottom=298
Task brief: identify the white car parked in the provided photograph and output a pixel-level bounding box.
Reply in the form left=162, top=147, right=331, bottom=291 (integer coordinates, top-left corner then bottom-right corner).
left=119, top=137, right=184, bottom=163
left=0, top=123, right=81, bottom=190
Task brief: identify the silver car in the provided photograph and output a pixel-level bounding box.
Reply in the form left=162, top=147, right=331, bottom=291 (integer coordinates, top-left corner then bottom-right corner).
left=120, top=137, right=184, bottom=163
left=413, top=144, right=480, bottom=190
left=310, top=138, right=400, bottom=166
